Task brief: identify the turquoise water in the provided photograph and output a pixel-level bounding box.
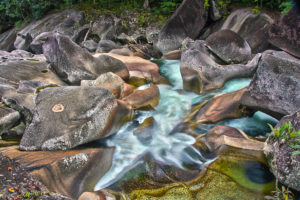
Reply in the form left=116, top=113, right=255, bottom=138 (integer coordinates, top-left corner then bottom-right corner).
left=94, top=59, right=277, bottom=190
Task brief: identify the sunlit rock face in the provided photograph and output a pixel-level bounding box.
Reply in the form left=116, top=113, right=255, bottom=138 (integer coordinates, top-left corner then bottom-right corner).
left=19, top=86, right=132, bottom=150
left=264, top=111, right=300, bottom=191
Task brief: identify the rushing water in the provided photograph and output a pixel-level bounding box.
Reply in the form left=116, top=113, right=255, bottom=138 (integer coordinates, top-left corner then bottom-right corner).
left=94, top=60, right=278, bottom=191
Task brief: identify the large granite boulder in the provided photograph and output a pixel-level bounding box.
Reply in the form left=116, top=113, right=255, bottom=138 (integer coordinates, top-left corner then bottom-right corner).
left=221, top=8, right=274, bottom=53
left=268, top=7, right=300, bottom=58
left=43, top=33, right=129, bottom=85
left=19, top=86, right=133, bottom=150
left=264, top=111, right=300, bottom=191
left=0, top=145, right=114, bottom=199
left=90, top=15, right=121, bottom=41
left=29, top=32, right=54, bottom=54
left=156, top=0, right=208, bottom=54
left=241, top=50, right=300, bottom=119
left=205, top=29, right=252, bottom=64
left=180, top=40, right=260, bottom=93
left=14, top=9, right=85, bottom=51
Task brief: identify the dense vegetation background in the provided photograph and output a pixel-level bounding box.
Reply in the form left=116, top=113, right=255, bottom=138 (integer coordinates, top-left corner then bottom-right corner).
left=0, top=0, right=294, bottom=33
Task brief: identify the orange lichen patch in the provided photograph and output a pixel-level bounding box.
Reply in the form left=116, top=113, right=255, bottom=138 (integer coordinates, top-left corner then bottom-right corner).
left=8, top=188, right=15, bottom=193
left=52, top=104, right=64, bottom=112
left=8, top=167, right=12, bottom=171
left=13, top=186, right=18, bottom=191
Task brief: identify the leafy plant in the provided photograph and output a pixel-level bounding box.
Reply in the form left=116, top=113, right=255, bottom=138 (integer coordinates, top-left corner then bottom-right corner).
left=268, top=122, right=300, bottom=157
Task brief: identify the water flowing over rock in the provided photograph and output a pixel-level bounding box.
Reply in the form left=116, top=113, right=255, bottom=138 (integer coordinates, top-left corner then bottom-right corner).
left=0, top=145, right=114, bottom=199
left=264, top=111, right=300, bottom=191
left=156, top=0, right=208, bottom=54
left=187, top=88, right=253, bottom=124
left=241, top=50, right=300, bottom=119
left=43, top=33, right=129, bottom=85
left=19, top=86, right=132, bottom=150
left=221, top=8, right=274, bottom=53
left=180, top=40, right=260, bottom=93
left=205, top=29, right=252, bottom=64
left=268, top=7, right=300, bottom=58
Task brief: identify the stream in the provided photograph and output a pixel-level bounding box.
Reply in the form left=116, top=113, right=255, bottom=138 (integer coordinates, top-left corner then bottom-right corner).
left=94, top=59, right=278, bottom=192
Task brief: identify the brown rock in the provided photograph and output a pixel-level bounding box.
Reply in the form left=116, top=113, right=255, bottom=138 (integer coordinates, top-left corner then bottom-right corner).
left=0, top=145, right=115, bottom=199
left=162, top=50, right=181, bottom=60
left=121, top=83, right=135, bottom=99
left=123, top=84, right=160, bottom=110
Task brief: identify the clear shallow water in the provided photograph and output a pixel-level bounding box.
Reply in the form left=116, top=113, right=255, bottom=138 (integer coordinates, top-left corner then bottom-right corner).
left=94, top=59, right=277, bottom=190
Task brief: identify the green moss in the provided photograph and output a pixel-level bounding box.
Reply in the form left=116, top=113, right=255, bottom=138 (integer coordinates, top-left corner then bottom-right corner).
left=35, top=84, right=58, bottom=94
left=27, top=58, right=40, bottom=62
left=41, top=69, right=48, bottom=73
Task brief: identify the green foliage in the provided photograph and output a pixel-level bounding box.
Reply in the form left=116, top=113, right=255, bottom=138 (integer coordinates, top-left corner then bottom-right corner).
left=279, top=1, right=293, bottom=14
left=204, top=0, right=210, bottom=10
left=269, top=185, right=295, bottom=200
left=268, top=122, right=300, bottom=157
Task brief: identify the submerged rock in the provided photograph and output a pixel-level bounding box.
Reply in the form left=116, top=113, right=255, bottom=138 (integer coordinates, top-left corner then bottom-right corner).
left=221, top=8, right=274, bottom=53
left=269, top=7, right=300, bottom=58
left=205, top=29, right=252, bottom=64
left=264, top=111, right=300, bottom=191
left=20, top=86, right=132, bottom=150
left=241, top=50, right=300, bottom=119
left=180, top=40, right=260, bottom=93
left=0, top=145, right=114, bottom=199
left=156, top=0, right=208, bottom=54
left=43, top=33, right=129, bottom=85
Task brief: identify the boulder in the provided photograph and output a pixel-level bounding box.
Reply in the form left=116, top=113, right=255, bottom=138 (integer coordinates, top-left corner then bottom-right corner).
left=123, top=84, right=160, bottom=110
left=43, top=33, right=129, bottom=85
left=19, top=86, right=133, bottom=150
left=81, top=40, right=98, bottom=52
left=187, top=88, right=252, bottom=124
left=146, top=27, right=159, bottom=44
left=15, top=9, right=85, bottom=51
left=109, top=48, right=134, bottom=56
left=29, top=32, right=54, bottom=54
left=0, top=28, right=17, bottom=51
left=156, top=0, right=208, bottom=54
left=162, top=50, right=181, bottom=60
left=91, top=15, right=121, bottom=41
left=0, top=106, right=20, bottom=136
left=221, top=8, right=274, bottom=53
left=180, top=40, right=260, bottom=93
left=205, top=29, right=252, bottom=64
left=81, top=72, right=124, bottom=98
left=121, top=83, right=135, bottom=99
left=96, top=40, right=121, bottom=53
left=240, top=50, right=300, bottom=119
left=264, top=111, right=300, bottom=191
left=268, top=7, right=300, bottom=58
left=0, top=145, right=114, bottom=199
left=98, top=53, right=168, bottom=85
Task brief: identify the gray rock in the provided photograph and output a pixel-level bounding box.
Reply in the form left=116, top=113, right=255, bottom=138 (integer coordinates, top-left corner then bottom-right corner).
left=180, top=40, right=260, bottom=93
left=0, top=106, right=20, bottom=136
left=81, top=72, right=124, bottom=98
left=264, top=111, right=300, bottom=191
left=29, top=32, right=54, bottom=54
left=156, top=0, right=208, bottom=54
left=241, top=50, right=300, bottom=119
left=146, top=27, right=159, bottom=44
left=81, top=40, right=98, bottom=52
left=19, top=86, right=132, bottom=150
left=0, top=28, right=17, bottom=51
left=269, top=7, right=300, bottom=58
left=222, top=8, right=274, bottom=53
left=205, top=29, right=252, bottom=64
left=116, top=33, right=134, bottom=44
left=109, top=48, right=134, bottom=56
left=43, top=33, right=129, bottom=85
left=14, top=33, right=32, bottom=51
left=181, top=37, right=194, bottom=49
left=96, top=39, right=121, bottom=53
left=71, top=25, right=89, bottom=44
left=91, top=15, right=121, bottom=41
